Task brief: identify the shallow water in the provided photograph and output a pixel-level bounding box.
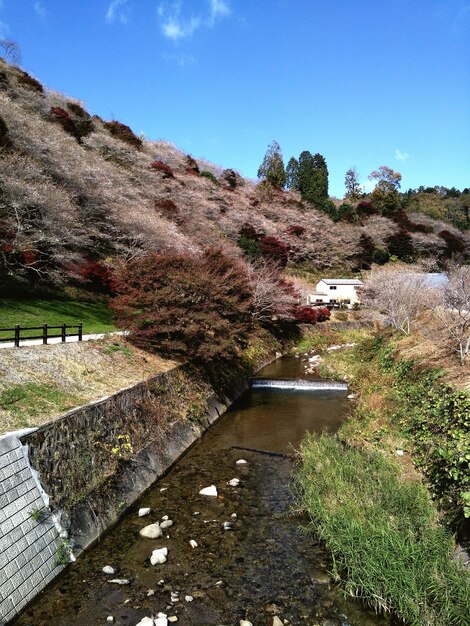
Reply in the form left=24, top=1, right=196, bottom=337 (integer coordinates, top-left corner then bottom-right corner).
left=13, top=356, right=390, bottom=626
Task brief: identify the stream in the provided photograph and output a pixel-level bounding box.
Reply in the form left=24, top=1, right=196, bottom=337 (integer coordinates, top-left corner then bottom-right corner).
left=13, top=356, right=390, bottom=626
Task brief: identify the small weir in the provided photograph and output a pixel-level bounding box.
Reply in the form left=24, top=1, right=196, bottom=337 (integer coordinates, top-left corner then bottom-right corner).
left=13, top=356, right=387, bottom=626
left=251, top=377, right=348, bottom=391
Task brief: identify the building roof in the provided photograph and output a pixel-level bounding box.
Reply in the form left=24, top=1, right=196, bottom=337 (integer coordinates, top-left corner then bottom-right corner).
left=319, top=278, right=364, bottom=286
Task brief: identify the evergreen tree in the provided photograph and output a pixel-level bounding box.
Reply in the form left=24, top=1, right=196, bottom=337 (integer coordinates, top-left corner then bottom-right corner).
left=345, top=166, right=361, bottom=200
left=257, top=140, right=286, bottom=187
left=295, top=151, right=329, bottom=208
left=285, top=157, right=299, bottom=190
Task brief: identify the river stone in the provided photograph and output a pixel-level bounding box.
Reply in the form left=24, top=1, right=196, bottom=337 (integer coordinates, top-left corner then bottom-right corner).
left=106, top=618, right=114, bottom=623
left=140, top=522, right=162, bottom=539
left=189, top=539, right=198, bottom=548
left=223, top=521, right=235, bottom=531
left=109, top=579, right=129, bottom=585
left=155, top=614, right=168, bottom=626
left=102, top=566, right=116, bottom=575
left=228, top=478, right=240, bottom=487
left=236, top=459, right=248, bottom=465
left=138, top=508, right=151, bottom=517
left=199, top=485, right=218, bottom=497
left=168, top=617, right=178, bottom=623
left=240, top=621, right=253, bottom=626
left=150, top=547, right=168, bottom=565
left=185, top=595, right=193, bottom=602
left=272, top=617, right=283, bottom=626
left=136, top=618, right=156, bottom=626
left=161, top=519, right=173, bottom=529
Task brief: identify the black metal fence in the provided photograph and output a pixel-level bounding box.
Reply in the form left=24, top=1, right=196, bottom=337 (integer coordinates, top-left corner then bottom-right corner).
left=0, top=323, right=83, bottom=347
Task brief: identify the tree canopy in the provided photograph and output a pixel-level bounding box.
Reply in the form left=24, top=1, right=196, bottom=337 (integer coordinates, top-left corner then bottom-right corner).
left=257, top=140, right=286, bottom=187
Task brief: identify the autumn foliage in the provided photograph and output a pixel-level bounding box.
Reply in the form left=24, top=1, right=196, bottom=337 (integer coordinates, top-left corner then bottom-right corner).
left=103, top=120, right=142, bottom=149
left=150, top=160, right=174, bottom=178
left=111, top=249, right=254, bottom=363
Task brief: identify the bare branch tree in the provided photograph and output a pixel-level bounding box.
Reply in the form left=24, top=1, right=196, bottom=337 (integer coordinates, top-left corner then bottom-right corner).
left=247, top=260, right=300, bottom=323
left=431, top=265, right=470, bottom=365
left=362, top=265, right=432, bottom=334
left=0, top=39, right=21, bottom=64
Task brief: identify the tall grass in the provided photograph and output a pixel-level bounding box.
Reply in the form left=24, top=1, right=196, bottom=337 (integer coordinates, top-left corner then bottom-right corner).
left=295, top=434, right=470, bottom=626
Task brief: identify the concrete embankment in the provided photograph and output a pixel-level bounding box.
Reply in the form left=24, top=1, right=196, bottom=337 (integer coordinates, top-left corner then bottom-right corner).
left=0, top=355, right=279, bottom=624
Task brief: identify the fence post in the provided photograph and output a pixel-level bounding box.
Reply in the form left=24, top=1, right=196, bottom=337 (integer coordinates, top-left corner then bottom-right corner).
left=14, top=324, right=20, bottom=348
left=43, top=323, right=48, bottom=345
left=78, top=323, right=83, bottom=342
left=61, top=323, right=66, bottom=343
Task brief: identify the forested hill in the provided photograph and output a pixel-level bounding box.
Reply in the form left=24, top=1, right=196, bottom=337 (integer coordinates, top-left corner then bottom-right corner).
left=0, top=58, right=468, bottom=296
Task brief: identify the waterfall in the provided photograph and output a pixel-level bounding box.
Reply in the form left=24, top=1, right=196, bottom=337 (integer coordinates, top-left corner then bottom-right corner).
left=250, top=378, right=348, bottom=391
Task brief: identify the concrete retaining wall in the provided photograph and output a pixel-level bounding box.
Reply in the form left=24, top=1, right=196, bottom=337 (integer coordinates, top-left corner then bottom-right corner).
left=0, top=435, right=65, bottom=624
left=0, top=359, right=269, bottom=624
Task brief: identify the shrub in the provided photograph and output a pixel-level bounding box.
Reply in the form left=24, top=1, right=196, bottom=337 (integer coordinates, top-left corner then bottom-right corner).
left=200, top=170, right=218, bottom=184
left=0, top=114, right=11, bottom=148
left=334, top=202, right=357, bottom=223
left=150, top=160, right=174, bottom=178
left=438, top=230, right=466, bottom=257
left=315, top=306, right=331, bottom=322
left=386, top=229, right=414, bottom=261
left=356, top=200, right=377, bottom=216
left=372, top=247, right=390, bottom=265
left=185, top=154, right=200, bottom=174
left=111, top=248, right=254, bottom=363
left=17, top=70, right=44, bottom=93
left=103, top=120, right=142, bottom=149
left=221, top=168, right=238, bottom=189
left=154, top=198, right=179, bottom=215
left=294, top=306, right=318, bottom=324
left=286, top=225, right=305, bottom=237
left=259, top=236, right=290, bottom=267
left=49, top=107, right=80, bottom=140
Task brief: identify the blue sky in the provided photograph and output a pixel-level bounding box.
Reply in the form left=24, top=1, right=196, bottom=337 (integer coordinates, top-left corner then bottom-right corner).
left=1, top=0, right=469, bottom=197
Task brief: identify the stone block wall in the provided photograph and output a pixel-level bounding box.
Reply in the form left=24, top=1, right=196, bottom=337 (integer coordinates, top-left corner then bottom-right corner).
left=0, top=435, right=64, bottom=625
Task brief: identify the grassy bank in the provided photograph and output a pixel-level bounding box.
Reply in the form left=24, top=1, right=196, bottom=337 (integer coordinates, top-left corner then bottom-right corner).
left=294, top=327, right=470, bottom=625
left=0, top=299, right=116, bottom=339
left=296, top=435, right=470, bottom=626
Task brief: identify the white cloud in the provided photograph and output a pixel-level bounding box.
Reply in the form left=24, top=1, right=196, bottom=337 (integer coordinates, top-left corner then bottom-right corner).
left=394, top=149, right=410, bottom=162
left=106, top=0, right=130, bottom=25
left=208, top=0, right=230, bottom=25
left=34, top=1, right=47, bottom=18
left=158, top=0, right=230, bottom=40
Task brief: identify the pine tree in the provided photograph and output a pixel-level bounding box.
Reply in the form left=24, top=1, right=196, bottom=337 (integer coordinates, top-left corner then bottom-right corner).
left=257, top=140, right=286, bottom=188
left=285, top=157, right=299, bottom=190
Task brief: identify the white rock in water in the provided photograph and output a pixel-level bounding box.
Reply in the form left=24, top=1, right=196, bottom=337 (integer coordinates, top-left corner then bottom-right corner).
left=109, top=579, right=129, bottom=585
left=223, top=521, right=235, bottom=531
left=171, top=591, right=180, bottom=603
left=106, top=617, right=114, bottom=623
left=236, top=459, right=248, bottom=465
left=199, top=485, right=218, bottom=497
left=138, top=508, right=151, bottom=517
left=185, top=595, right=193, bottom=602
left=231, top=513, right=237, bottom=519
left=240, top=621, right=253, bottom=626
left=140, top=523, right=162, bottom=539
left=155, top=614, right=168, bottom=626
left=162, top=515, right=169, bottom=521
left=347, top=393, right=356, bottom=399
left=228, top=478, right=240, bottom=487
left=189, top=539, right=198, bottom=549
left=168, top=617, right=178, bottom=623
left=396, top=449, right=405, bottom=456
left=273, top=617, right=284, bottom=626
left=135, top=618, right=154, bottom=626
left=161, top=519, right=173, bottom=530
left=102, top=566, right=115, bottom=575
left=160, top=487, right=168, bottom=492
left=150, top=547, right=168, bottom=565
left=147, top=589, right=155, bottom=596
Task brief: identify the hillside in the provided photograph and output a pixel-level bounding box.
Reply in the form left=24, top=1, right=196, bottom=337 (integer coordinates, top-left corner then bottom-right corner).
left=0, top=58, right=469, bottom=296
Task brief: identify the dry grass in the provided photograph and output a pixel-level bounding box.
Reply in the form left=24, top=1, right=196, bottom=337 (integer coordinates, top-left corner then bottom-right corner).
left=0, top=337, right=177, bottom=432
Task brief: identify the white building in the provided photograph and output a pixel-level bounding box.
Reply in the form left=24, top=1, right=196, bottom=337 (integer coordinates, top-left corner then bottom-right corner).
left=307, top=278, right=364, bottom=309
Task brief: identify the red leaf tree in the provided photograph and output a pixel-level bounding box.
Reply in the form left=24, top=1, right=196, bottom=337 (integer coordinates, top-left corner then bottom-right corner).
left=111, top=248, right=254, bottom=363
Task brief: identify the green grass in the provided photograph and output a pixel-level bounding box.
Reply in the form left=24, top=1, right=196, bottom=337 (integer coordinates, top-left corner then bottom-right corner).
left=295, top=434, right=470, bottom=626
left=0, top=299, right=116, bottom=340
left=0, top=383, right=84, bottom=427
